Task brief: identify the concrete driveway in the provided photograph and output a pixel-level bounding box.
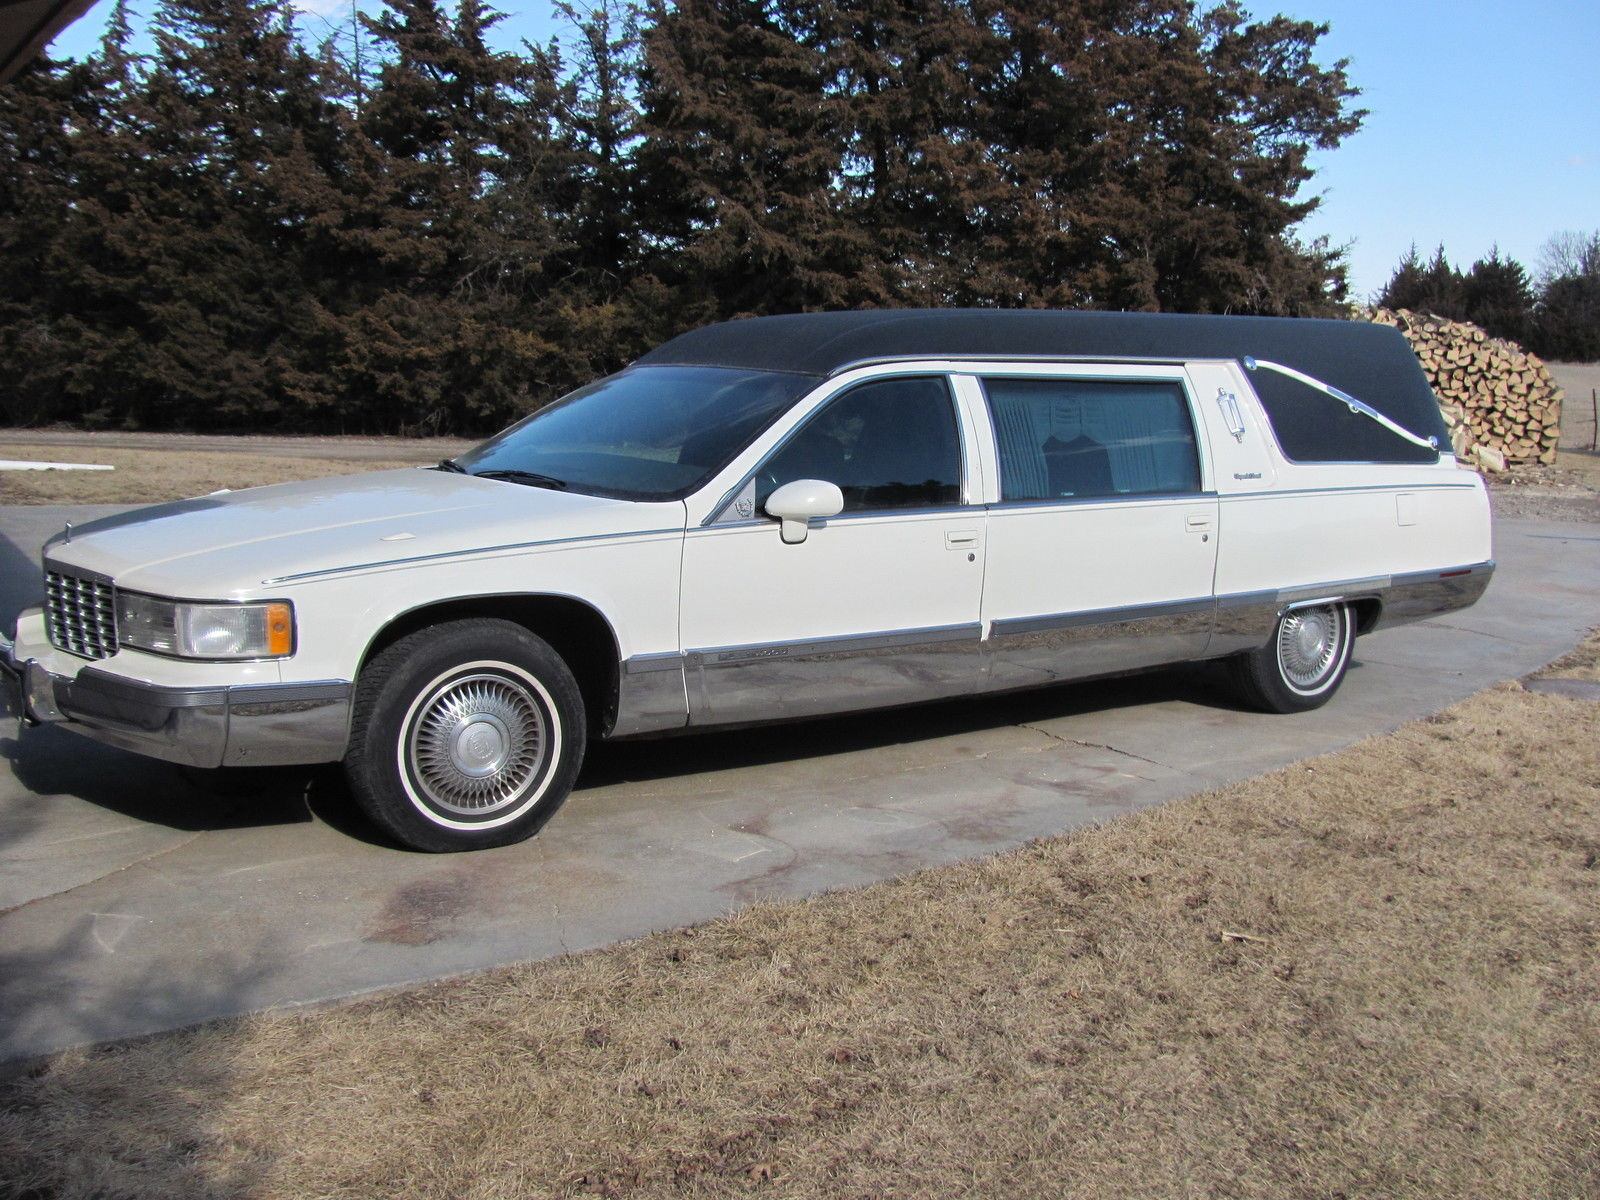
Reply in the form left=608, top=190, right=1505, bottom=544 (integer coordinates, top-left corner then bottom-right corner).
left=2, top=504, right=1597, bottom=1065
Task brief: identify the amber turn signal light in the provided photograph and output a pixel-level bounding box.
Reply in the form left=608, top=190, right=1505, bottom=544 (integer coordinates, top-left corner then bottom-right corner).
left=265, top=602, right=294, bottom=656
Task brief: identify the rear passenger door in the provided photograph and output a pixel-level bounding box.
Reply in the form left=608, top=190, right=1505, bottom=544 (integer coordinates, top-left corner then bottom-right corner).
left=961, top=368, right=1219, bottom=688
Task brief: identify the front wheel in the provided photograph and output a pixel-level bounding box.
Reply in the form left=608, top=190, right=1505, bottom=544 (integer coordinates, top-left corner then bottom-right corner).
left=1229, top=601, right=1354, bottom=713
left=344, top=618, right=586, bottom=851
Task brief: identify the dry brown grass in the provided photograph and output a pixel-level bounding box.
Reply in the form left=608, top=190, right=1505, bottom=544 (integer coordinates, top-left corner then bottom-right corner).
left=1537, top=626, right=1600, bottom=683
left=2, top=656, right=1598, bottom=1198
left=0, top=446, right=428, bottom=505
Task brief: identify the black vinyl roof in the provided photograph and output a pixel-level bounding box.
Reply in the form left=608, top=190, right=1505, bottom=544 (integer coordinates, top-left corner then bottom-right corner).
left=636, top=309, right=1450, bottom=452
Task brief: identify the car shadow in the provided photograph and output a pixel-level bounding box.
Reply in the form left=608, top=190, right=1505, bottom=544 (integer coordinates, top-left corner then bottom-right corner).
left=5, top=659, right=1251, bottom=845
left=0, top=517, right=43, bottom=633
left=580, top=661, right=1248, bottom=788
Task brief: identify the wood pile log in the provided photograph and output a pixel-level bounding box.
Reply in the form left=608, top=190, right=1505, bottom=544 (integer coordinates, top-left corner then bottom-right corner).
left=1364, top=308, right=1564, bottom=474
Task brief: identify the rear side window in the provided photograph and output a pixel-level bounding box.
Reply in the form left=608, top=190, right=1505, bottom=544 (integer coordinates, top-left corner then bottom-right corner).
left=981, top=377, right=1202, bottom=502
left=757, top=377, right=962, bottom=512
left=1249, top=371, right=1440, bottom=464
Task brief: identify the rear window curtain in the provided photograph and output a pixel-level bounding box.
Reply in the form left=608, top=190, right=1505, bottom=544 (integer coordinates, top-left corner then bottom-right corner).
left=1248, top=371, right=1439, bottom=464
left=981, top=378, right=1202, bottom=502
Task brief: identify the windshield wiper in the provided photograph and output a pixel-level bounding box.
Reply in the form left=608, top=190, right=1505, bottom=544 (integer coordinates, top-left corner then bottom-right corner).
left=436, top=458, right=468, bottom=473
left=472, top=468, right=568, bottom=490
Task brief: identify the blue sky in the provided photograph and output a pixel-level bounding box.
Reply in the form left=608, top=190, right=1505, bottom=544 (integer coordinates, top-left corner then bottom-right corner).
left=46, top=1, right=1599, bottom=300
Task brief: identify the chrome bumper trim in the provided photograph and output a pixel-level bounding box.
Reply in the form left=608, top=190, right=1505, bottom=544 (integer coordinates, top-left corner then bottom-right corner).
left=4, top=644, right=352, bottom=769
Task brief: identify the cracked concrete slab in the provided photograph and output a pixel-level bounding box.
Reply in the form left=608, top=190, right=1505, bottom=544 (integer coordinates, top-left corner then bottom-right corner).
left=1, top=510, right=1597, bottom=1064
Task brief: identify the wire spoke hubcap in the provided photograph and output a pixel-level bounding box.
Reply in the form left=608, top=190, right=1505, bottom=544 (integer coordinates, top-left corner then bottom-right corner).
left=408, top=672, right=547, bottom=816
left=1277, top=604, right=1342, bottom=691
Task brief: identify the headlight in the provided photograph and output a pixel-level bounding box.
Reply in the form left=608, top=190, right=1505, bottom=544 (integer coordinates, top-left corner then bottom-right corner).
left=118, top=594, right=295, bottom=659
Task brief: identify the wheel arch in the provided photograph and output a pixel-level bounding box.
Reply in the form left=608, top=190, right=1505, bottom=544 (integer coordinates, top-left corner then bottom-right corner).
left=357, top=593, right=624, bottom=736
left=1349, top=595, right=1382, bottom=636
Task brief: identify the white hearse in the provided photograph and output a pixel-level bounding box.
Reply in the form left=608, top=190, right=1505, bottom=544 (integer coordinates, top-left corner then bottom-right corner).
left=2, top=311, right=1493, bottom=851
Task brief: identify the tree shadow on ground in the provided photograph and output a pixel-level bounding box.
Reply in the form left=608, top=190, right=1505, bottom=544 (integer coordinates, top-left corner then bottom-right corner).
left=0, top=917, right=288, bottom=1198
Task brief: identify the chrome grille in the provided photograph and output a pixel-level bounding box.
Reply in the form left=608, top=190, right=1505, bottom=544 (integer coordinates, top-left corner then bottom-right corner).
left=44, top=569, right=118, bottom=659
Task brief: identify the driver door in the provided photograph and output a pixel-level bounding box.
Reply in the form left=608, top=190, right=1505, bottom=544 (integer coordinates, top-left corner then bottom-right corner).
left=678, top=376, right=987, bottom=725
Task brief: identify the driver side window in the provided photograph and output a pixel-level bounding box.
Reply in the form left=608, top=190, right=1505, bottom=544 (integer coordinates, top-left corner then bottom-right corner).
left=756, top=377, right=962, bottom=513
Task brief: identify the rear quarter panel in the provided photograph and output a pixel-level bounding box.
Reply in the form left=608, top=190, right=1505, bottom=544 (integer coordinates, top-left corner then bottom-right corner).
left=1189, top=360, right=1492, bottom=601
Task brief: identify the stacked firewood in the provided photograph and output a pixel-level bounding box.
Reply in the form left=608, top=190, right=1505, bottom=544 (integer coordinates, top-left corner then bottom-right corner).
left=1363, top=308, right=1563, bottom=473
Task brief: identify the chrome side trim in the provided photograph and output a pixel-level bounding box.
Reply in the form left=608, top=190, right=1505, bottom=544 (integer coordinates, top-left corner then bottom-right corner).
left=687, top=622, right=979, bottom=668
left=624, top=652, right=686, bottom=674
left=1274, top=574, right=1390, bottom=605
left=260, top=527, right=685, bottom=586
left=612, top=654, right=690, bottom=738
left=986, top=492, right=1215, bottom=515
left=991, top=596, right=1214, bottom=638
left=824, top=354, right=1239, bottom=378
left=695, top=506, right=984, bottom=536
left=988, top=598, right=1214, bottom=689
left=1208, top=575, right=1388, bottom=655
left=610, top=560, right=1494, bottom=735
left=1218, top=482, right=1478, bottom=502
left=1207, top=563, right=1493, bottom=653
left=1389, top=561, right=1494, bottom=588
left=1372, top=561, right=1495, bottom=632
left=684, top=622, right=984, bottom=727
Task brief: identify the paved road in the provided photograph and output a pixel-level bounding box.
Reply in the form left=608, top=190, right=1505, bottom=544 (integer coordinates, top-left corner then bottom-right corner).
left=2, top=505, right=1597, bottom=1065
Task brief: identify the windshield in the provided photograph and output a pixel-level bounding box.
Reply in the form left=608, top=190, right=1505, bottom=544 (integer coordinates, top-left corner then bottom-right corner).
left=454, top=365, right=818, bottom=501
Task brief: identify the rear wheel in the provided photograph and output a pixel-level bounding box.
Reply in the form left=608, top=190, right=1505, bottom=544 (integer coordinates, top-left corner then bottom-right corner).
left=344, top=618, right=586, bottom=852
left=1229, top=601, right=1353, bottom=713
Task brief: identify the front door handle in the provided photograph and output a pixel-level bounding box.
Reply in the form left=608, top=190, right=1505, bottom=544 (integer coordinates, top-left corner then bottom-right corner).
left=946, top=530, right=981, bottom=550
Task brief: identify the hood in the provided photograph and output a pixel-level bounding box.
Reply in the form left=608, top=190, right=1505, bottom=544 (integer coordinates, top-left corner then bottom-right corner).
left=43, top=468, right=686, bottom=597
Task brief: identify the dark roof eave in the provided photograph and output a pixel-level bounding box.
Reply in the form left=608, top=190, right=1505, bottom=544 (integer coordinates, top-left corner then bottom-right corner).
left=0, top=0, right=97, bottom=85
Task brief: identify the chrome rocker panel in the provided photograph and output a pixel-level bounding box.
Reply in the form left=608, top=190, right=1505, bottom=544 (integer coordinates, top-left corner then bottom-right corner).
left=611, top=560, right=1495, bottom=735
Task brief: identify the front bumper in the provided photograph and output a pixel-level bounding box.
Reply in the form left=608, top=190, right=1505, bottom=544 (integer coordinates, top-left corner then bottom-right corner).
left=2, top=625, right=352, bottom=769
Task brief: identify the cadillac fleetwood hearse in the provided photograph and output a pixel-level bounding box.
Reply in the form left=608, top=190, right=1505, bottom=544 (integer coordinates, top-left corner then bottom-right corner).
left=1, top=311, right=1494, bottom=851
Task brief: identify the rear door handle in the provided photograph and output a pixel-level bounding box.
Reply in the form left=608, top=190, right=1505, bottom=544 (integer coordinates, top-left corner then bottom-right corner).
left=946, top=530, right=981, bottom=549
left=1185, top=514, right=1212, bottom=532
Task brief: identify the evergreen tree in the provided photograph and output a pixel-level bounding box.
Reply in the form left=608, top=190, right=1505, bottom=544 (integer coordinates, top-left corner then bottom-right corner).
left=1532, top=231, right=1600, bottom=360
left=353, top=0, right=567, bottom=431
left=552, top=0, right=640, bottom=288
left=1377, top=244, right=1426, bottom=310
left=1534, top=273, right=1600, bottom=361
left=0, top=54, right=82, bottom=425
left=104, top=0, right=343, bottom=429
left=538, top=0, right=670, bottom=387
left=636, top=0, right=860, bottom=321
left=0, top=0, right=1387, bottom=432
left=1379, top=244, right=1464, bottom=319
left=822, top=0, right=1011, bottom=306
left=1461, top=248, right=1533, bottom=344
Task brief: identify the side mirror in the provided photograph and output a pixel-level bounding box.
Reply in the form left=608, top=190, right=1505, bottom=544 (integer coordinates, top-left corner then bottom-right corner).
left=764, top=479, right=844, bottom=545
